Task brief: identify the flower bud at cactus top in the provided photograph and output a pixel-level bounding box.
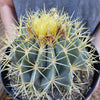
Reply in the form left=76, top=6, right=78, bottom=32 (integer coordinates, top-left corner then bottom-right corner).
left=1, top=8, right=98, bottom=100
left=32, top=14, right=58, bottom=38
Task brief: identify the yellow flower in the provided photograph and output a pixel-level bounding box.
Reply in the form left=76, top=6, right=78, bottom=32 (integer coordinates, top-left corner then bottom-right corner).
left=32, top=14, right=58, bottom=38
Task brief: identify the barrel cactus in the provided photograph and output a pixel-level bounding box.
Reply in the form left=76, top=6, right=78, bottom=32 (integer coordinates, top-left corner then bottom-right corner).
left=1, top=8, right=98, bottom=100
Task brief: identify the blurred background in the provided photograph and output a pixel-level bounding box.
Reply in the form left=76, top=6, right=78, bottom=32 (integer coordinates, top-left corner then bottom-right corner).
left=0, top=14, right=100, bottom=100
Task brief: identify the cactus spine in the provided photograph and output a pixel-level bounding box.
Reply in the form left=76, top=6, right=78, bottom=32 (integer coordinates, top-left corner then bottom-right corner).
left=0, top=8, right=98, bottom=100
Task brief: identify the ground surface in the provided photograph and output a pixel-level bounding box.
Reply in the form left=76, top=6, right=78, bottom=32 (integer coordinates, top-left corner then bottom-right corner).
left=0, top=17, right=100, bottom=100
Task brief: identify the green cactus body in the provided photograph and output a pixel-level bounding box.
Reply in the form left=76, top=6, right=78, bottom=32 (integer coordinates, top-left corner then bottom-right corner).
left=1, top=8, right=97, bottom=100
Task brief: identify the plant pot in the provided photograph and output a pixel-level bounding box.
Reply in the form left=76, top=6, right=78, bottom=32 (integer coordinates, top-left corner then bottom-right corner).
left=0, top=45, right=100, bottom=100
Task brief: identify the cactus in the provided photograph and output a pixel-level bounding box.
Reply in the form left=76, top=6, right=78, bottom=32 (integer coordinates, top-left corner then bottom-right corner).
left=0, top=8, right=98, bottom=100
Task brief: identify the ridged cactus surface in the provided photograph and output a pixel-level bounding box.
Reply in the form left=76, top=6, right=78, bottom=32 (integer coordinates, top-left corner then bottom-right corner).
left=1, top=8, right=97, bottom=100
